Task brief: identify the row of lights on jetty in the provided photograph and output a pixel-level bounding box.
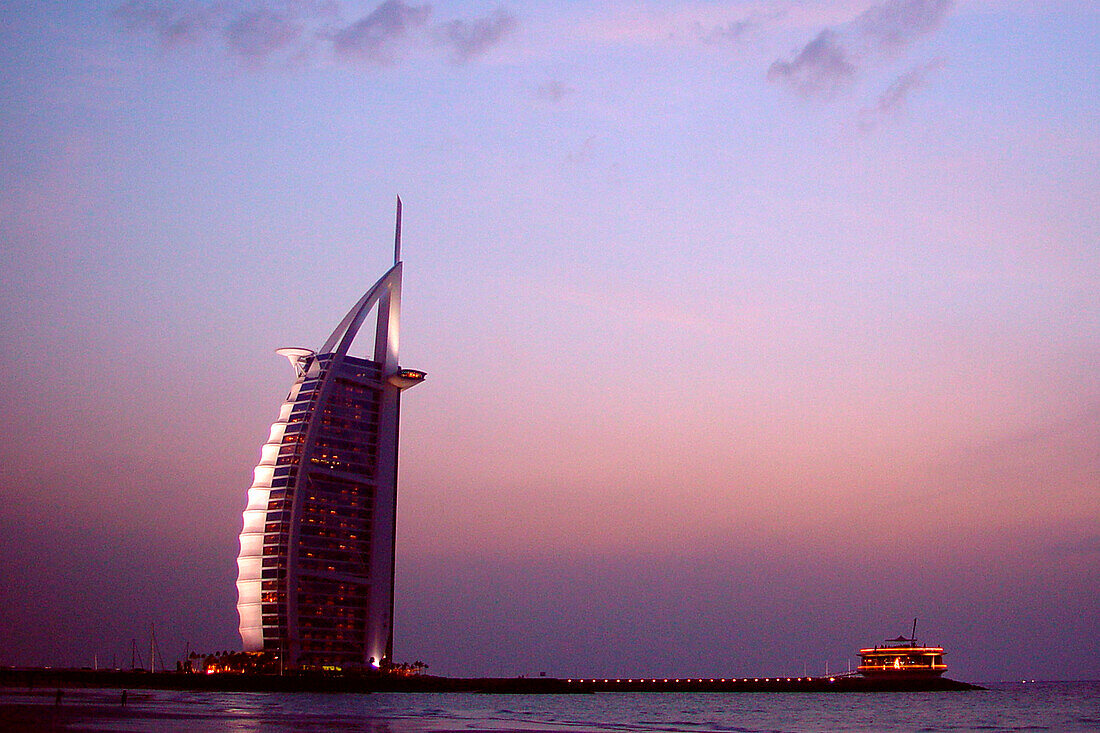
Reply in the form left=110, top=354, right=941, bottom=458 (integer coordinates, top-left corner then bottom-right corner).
left=566, top=677, right=837, bottom=684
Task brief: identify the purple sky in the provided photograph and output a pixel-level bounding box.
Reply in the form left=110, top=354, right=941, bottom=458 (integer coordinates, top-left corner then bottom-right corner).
left=1, top=0, right=1097, bottom=682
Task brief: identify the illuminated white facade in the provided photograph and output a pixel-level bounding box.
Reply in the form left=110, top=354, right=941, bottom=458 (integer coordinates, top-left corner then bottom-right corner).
left=236, top=201, right=424, bottom=669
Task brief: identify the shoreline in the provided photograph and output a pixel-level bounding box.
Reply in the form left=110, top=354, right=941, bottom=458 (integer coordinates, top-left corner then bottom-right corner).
left=2, top=679, right=1092, bottom=733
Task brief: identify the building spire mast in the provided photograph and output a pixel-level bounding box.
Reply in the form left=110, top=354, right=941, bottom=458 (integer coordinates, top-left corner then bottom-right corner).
left=394, top=196, right=402, bottom=265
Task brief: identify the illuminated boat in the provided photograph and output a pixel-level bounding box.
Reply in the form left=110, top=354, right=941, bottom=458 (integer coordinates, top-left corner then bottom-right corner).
left=858, top=620, right=947, bottom=679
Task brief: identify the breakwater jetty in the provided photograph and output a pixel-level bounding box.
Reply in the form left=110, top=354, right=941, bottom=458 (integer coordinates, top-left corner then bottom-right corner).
left=1, top=668, right=981, bottom=693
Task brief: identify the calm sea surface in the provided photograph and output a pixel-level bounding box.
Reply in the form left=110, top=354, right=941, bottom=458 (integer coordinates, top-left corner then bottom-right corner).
left=7, top=681, right=1099, bottom=732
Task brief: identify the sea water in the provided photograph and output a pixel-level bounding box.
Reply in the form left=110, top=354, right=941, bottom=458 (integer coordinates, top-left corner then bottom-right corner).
left=8, top=681, right=1099, bottom=732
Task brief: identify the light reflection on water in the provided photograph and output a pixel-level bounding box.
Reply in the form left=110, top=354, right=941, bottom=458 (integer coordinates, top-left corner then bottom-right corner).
left=3, top=681, right=1097, bottom=732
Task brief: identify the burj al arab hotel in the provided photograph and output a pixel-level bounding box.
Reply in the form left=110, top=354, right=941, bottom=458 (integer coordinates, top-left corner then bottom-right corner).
left=235, top=200, right=425, bottom=670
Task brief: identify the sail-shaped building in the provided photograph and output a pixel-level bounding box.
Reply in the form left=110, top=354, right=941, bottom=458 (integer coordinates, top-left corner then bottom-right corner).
left=235, top=200, right=425, bottom=670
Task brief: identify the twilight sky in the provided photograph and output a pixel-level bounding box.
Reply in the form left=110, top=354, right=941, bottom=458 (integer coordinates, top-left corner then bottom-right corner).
left=1, top=0, right=1097, bottom=682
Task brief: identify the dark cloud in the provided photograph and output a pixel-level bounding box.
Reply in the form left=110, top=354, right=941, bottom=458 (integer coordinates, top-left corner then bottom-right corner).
left=858, top=58, right=945, bottom=130
left=114, top=1, right=518, bottom=70
left=701, top=18, right=754, bottom=45
left=291, top=0, right=341, bottom=16
left=766, top=29, right=856, bottom=98
left=224, top=10, right=303, bottom=62
left=875, top=58, right=944, bottom=113
left=857, top=0, right=955, bottom=48
left=766, top=0, right=955, bottom=104
left=436, top=8, right=517, bottom=65
left=331, top=0, right=432, bottom=65
left=700, top=9, right=783, bottom=46
left=535, top=80, right=574, bottom=103
left=113, top=0, right=219, bottom=47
